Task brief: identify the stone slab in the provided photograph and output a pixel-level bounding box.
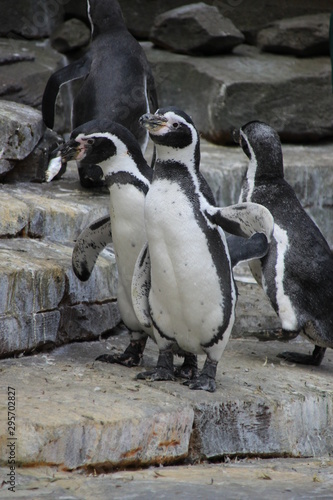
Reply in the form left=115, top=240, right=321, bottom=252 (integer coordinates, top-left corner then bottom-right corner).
left=0, top=100, right=44, bottom=161
left=1, top=457, right=332, bottom=499
left=0, top=335, right=332, bottom=472
left=0, top=238, right=119, bottom=357
left=0, top=38, right=71, bottom=134
left=144, top=42, right=333, bottom=144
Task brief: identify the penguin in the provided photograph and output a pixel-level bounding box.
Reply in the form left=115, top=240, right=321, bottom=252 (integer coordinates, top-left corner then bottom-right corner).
left=55, top=118, right=198, bottom=377
left=235, top=120, right=333, bottom=366
left=132, top=107, right=274, bottom=392
left=42, top=0, right=158, bottom=187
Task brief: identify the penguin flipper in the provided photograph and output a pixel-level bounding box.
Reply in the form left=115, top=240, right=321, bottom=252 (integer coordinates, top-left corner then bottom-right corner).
left=207, top=202, right=274, bottom=240
left=227, top=233, right=269, bottom=267
left=42, top=55, right=91, bottom=129
left=132, top=243, right=152, bottom=328
left=72, top=215, right=112, bottom=282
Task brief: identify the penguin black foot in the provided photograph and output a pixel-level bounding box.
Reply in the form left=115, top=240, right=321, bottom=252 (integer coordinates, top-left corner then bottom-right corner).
left=174, top=354, right=198, bottom=380
left=96, top=337, right=147, bottom=367
left=184, top=358, right=217, bottom=392
left=136, top=348, right=176, bottom=382
left=277, top=345, right=326, bottom=366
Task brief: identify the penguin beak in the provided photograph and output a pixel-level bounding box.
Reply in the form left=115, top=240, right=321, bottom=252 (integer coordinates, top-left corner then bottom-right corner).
left=232, top=128, right=241, bottom=144
left=140, top=113, right=168, bottom=132
left=56, top=139, right=85, bottom=162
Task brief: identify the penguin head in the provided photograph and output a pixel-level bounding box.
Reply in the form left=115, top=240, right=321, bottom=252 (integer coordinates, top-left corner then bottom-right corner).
left=235, top=121, right=284, bottom=180
left=140, top=107, right=200, bottom=169
left=87, top=0, right=125, bottom=37
left=57, top=119, right=146, bottom=174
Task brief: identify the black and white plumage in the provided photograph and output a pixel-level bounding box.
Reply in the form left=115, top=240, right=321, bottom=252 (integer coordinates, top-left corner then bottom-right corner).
left=56, top=119, right=153, bottom=366
left=134, top=107, right=274, bottom=392
left=236, top=120, right=333, bottom=366
left=42, top=0, right=158, bottom=187
left=57, top=119, right=197, bottom=375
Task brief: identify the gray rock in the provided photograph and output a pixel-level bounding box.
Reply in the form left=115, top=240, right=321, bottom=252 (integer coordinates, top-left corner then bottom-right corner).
left=6, top=129, right=64, bottom=182
left=257, top=13, right=331, bottom=56
left=51, top=18, right=91, bottom=54
left=0, top=336, right=332, bottom=470
left=0, top=100, right=44, bottom=161
left=2, top=458, right=333, bottom=499
left=0, top=38, right=72, bottom=134
left=118, top=0, right=333, bottom=42
left=150, top=3, right=244, bottom=55
left=0, top=238, right=119, bottom=356
left=0, top=0, right=64, bottom=39
left=144, top=43, right=333, bottom=144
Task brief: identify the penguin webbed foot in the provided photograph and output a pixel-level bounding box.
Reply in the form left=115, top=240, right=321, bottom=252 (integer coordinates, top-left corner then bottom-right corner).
left=136, top=348, right=176, bottom=382
left=184, top=357, right=217, bottom=392
left=277, top=345, right=326, bottom=366
left=174, top=354, right=198, bottom=380
left=96, top=337, right=147, bottom=368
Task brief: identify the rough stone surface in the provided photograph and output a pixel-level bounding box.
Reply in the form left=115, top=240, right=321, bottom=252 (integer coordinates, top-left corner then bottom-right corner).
left=51, top=18, right=91, bottom=54
left=0, top=336, right=332, bottom=472
left=0, top=38, right=71, bottom=134
left=0, top=0, right=64, bottom=39
left=145, top=42, right=333, bottom=144
left=0, top=238, right=119, bottom=357
left=0, top=100, right=44, bottom=161
left=150, top=3, right=244, bottom=55
left=0, top=340, right=194, bottom=469
left=115, top=0, right=333, bottom=41
left=1, top=458, right=332, bottom=499
left=257, top=13, right=330, bottom=56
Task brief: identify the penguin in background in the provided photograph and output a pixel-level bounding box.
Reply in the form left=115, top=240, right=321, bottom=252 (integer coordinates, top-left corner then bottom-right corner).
left=131, top=107, right=274, bottom=392
left=235, top=120, right=333, bottom=366
left=42, top=0, right=158, bottom=187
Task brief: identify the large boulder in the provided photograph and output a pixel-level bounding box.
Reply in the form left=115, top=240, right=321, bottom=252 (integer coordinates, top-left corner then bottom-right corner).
left=117, top=0, right=333, bottom=41
left=150, top=3, right=244, bottom=55
left=0, top=38, right=72, bottom=134
left=0, top=0, right=64, bottom=39
left=145, top=43, right=333, bottom=144
left=0, top=100, right=44, bottom=176
left=257, top=13, right=330, bottom=56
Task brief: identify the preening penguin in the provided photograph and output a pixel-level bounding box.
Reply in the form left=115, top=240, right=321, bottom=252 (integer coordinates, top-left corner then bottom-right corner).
left=42, top=0, right=158, bottom=187
left=236, top=120, right=333, bottom=366
left=134, top=107, right=274, bottom=392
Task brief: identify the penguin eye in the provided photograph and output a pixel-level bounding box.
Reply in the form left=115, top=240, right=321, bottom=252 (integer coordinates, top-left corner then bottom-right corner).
left=86, top=138, right=95, bottom=145
left=172, top=122, right=179, bottom=129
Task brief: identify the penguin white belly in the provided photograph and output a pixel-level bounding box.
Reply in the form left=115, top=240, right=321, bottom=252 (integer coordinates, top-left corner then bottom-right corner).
left=109, top=184, right=148, bottom=331
left=273, top=223, right=298, bottom=331
left=146, top=180, right=228, bottom=354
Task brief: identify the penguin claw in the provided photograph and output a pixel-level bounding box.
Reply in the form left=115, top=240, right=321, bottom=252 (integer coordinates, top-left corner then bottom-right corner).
left=136, top=368, right=176, bottom=382
left=183, top=375, right=216, bottom=392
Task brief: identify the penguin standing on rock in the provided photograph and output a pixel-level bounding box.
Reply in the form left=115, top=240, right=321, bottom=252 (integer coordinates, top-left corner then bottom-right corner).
left=42, top=0, right=158, bottom=187
left=53, top=118, right=198, bottom=376
left=235, top=120, right=333, bottom=366
left=133, top=107, right=274, bottom=392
